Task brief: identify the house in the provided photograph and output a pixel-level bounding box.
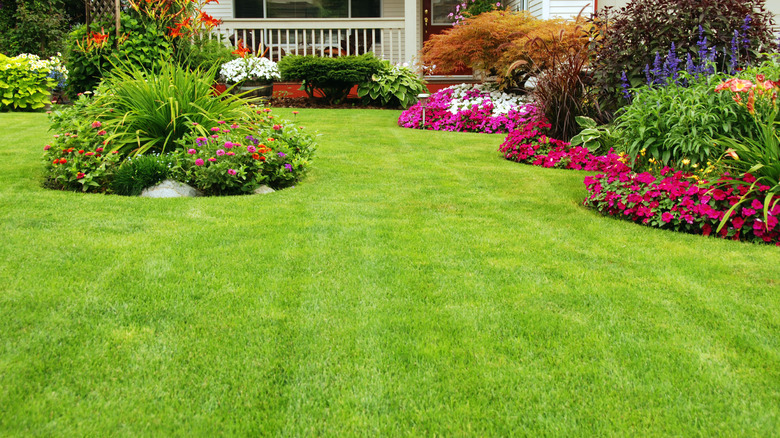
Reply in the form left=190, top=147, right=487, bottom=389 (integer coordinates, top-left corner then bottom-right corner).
left=202, top=0, right=595, bottom=67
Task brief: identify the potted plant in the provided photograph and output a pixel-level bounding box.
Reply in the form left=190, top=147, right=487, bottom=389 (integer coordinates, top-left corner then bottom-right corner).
left=219, top=56, right=281, bottom=98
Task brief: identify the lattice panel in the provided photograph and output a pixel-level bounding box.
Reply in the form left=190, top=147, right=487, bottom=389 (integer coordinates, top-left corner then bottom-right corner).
left=89, top=0, right=118, bottom=19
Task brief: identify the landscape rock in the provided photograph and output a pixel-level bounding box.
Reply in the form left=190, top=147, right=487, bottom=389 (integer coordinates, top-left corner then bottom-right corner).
left=253, top=185, right=275, bottom=195
left=140, top=179, right=202, bottom=198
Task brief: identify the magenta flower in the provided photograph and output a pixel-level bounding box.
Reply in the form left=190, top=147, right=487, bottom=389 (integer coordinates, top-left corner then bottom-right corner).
left=210, top=127, right=220, bottom=132
left=230, top=124, right=239, bottom=129
left=91, top=121, right=102, bottom=128
left=217, top=120, right=226, bottom=125
left=195, top=158, right=205, bottom=166
left=284, top=163, right=293, bottom=172
left=247, top=145, right=257, bottom=153
left=43, top=145, right=51, bottom=150
left=224, top=141, right=234, bottom=149
left=208, top=157, right=217, bottom=162
left=228, top=168, right=237, bottom=176
left=216, top=149, right=225, bottom=156
left=273, top=124, right=282, bottom=130
left=661, top=212, right=674, bottom=223
left=187, top=148, right=197, bottom=154
left=226, top=152, right=235, bottom=156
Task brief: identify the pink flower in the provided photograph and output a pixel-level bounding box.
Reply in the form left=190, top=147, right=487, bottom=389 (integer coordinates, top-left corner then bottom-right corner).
left=742, top=207, right=757, bottom=216
left=97, top=130, right=107, bottom=136
left=224, top=142, right=233, bottom=149
left=208, top=157, right=216, bottom=162
left=230, top=124, right=239, bottom=129
left=732, top=216, right=744, bottom=229
left=226, top=151, right=235, bottom=156
left=216, top=149, right=225, bottom=156
left=751, top=199, right=763, bottom=210
left=227, top=168, right=237, bottom=176
left=217, top=120, right=226, bottom=124
left=96, top=147, right=104, bottom=152
left=43, top=145, right=51, bottom=150
left=188, top=148, right=197, bottom=154
left=91, top=121, right=102, bottom=128
left=273, top=124, right=282, bottom=130
left=247, top=145, right=257, bottom=153
left=661, top=212, right=674, bottom=223
left=195, top=158, right=205, bottom=166
left=210, top=127, right=220, bottom=132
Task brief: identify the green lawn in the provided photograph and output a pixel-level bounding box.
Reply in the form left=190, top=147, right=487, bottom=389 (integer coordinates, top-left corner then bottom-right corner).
left=1, top=110, right=779, bottom=436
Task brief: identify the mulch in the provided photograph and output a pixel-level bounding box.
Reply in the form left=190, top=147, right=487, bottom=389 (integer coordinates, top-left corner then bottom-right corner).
left=268, top=97, right=398, bottom=110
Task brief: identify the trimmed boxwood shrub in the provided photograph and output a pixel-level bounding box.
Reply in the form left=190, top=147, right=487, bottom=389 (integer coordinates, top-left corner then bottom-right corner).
left=278, top=53, right=384, bottom=104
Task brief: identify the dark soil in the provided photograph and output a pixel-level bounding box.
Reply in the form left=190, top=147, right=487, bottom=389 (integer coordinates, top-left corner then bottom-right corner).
left=269, top=96, right=399, bottom=110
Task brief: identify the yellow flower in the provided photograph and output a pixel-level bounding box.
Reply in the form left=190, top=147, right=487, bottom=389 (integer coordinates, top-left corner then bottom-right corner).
left=682, top=158, right=690, bottom=166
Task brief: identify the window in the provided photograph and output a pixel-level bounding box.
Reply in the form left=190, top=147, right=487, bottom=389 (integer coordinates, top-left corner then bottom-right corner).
left=235, top=0, right=381, bottom=19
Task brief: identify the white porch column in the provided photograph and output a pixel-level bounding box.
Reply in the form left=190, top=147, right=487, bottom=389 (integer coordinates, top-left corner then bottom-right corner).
left=404, top=0, right=419, bottom=64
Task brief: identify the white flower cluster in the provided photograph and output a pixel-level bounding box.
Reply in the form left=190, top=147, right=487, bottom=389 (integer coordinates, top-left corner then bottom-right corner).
left=446, top=83, right=529, bottom=115
left=220, top=57, right=281, bottom=84
left=14, top=53, right=69, bottom=89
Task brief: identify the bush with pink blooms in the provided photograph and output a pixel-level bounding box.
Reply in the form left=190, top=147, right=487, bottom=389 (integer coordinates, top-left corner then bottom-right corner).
left=398, top=83, right=536, bottom=134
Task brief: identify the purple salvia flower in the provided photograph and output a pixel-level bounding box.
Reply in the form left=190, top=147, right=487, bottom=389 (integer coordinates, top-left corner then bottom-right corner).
left=741, top=14, right=752, bottom=50
left=685, top=52, right=695, bottom=76
left=663, top=43, right=680, bottom=82
left=651, top=52, right=663, bottom=85
left=730, top=30, right=740, bottom=74
left=620, top=71, right=632, bottom=102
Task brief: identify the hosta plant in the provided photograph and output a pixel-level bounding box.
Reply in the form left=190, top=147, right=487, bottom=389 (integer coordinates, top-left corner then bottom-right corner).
left=357, top=61, right=427, bottom=109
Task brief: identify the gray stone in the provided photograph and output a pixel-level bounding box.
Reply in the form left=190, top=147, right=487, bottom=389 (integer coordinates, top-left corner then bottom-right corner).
left=140, top=179, right=202, bottom=198
left=253, top=185, right=275, bottom=195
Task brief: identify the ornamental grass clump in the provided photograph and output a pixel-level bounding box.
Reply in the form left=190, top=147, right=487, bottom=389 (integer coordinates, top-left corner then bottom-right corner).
left=398, top=84, right=535, bottom=133
left=92, top=61, right=265, bottom=157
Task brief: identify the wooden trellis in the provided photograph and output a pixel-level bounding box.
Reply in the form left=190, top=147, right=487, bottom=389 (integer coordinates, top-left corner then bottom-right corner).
left=85, top=0, right=121, bottom=38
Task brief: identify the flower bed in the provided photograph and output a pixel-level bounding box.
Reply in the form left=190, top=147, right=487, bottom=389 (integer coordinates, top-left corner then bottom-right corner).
left=583, top=168, right=780, bottom=244
left=398, top=83, right=536, bottom=133
left=499, top=118, right=630, bottom=173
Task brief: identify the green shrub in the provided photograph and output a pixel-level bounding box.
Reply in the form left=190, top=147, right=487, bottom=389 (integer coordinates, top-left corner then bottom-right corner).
left=357, top=61, right=427, bottom=108
left=278, top=54, right=384, bottom=104
left=111, top=155, right=172, bottom=196
left=612, top=72, right=753, bottom=170
left=0, top=53, right=57, bottom=110
left=0, top=0, right=72, bottom=57
left=64, top=15, right=173, bottom=94
left=92, top=61, right=265, bottom=158
left=591, top=0, right=776, bottom=114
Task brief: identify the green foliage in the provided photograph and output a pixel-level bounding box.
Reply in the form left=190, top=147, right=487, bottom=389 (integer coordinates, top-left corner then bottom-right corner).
left=357, top=61, right=427, bottom=108
left=0, top=0, right=73, bottom=57
left=111, top=154, right=172, bottom=196
left=591, top=0, right=776, bottom=114
left=278, top=54, right=383, bottom=104
left=0, top=53, right=57, bottom=110
left=612, top=72, right=753, bottom=170
left=92, top=61, right=264, bottom=158
left=569, top=116, right=616, bottom=155
left=175, top=34, right=236, bottom=79
left=64, top=15, right=174, bottom=94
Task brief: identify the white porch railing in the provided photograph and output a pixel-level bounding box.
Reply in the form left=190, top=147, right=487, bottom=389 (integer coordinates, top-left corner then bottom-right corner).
left=218, top=18, right=407, bottom=64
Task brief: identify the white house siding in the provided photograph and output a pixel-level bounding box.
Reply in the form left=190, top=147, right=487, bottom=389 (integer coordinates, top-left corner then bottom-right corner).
left=202, top=1, right=231, bottom=22
left=527, top=0, right=544, bottom=19
left=548, top=0, right=593, bottom=19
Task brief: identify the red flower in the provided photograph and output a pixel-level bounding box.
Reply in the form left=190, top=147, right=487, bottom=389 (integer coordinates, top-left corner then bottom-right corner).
left=60, top=158, right=67, bottom=164
left=76, top=172, right=85, bottom=179
left=97, top=130, right=107, bottom=136
left=252, top=153, right=260, bottom=160
left=232, top=39, right=251, bottom=57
